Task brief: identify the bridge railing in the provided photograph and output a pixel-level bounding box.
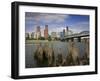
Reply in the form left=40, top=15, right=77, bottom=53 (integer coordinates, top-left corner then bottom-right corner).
left=64, top=33, right=89, bottom=38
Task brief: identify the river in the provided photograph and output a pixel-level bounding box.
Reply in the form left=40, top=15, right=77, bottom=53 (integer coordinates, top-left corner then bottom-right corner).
left=25, top=41, right=87, bottom=68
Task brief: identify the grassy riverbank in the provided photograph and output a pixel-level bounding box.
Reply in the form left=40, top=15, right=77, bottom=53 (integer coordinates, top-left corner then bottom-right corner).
left=25, top=40, right=62, bottom=44
left=25, top=40, right=49, bottom=44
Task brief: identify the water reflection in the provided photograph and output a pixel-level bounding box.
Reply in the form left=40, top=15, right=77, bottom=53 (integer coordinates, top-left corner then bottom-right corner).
left=25, top=40, right=89, bottom=68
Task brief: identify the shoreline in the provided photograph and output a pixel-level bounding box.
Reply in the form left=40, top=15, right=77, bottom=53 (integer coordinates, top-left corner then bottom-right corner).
left=25, top=40, right=63, bottom=44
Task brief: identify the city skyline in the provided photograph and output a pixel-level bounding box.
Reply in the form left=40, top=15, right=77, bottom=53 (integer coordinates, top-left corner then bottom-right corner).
left=25, top=12, right=89, bottom=36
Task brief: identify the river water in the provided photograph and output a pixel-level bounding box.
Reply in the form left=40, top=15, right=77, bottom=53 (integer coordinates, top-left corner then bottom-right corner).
left=25, top=41, right=87, bottom=68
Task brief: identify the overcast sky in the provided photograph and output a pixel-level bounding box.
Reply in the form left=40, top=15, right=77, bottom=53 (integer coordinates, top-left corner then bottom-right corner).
left=25, top=12, right=89, bottom=36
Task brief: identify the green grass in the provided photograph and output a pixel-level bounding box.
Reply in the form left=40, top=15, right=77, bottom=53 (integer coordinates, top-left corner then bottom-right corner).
left=25, top=40, right=62, bottom=44
left=26, top=40, right=49, bottom=44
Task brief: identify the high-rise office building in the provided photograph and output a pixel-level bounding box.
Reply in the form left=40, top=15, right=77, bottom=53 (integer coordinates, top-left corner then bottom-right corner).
left=66, top=26, right=69, bottom=32
left=44, top=25, right=48, bottom=39
left=36, top=26, right=40, bottom=32
left=34, top=26, right=41, bottom=39
left=63, top=29, right=65, bottom=36
left=65, top=26, right=69, bottom=36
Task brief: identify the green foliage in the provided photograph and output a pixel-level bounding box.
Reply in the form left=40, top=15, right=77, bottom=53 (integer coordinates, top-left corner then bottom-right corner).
left=48, top=36, right=51, bottom=41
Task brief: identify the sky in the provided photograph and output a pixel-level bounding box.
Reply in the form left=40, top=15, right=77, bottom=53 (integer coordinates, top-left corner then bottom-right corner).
left=25, top=12, right=89, bottom=36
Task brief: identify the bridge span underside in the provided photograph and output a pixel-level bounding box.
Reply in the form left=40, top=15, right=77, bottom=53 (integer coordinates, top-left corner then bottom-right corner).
left=62, top=34, right=89, bottom=42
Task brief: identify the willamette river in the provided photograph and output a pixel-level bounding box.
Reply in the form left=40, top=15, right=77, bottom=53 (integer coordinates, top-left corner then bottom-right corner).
left=25, top=41, right=86, bottom=68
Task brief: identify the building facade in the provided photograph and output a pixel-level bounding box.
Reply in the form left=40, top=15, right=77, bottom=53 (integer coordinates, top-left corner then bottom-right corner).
left=34, top=26, right=41, bottom=39
left=51, top=32, right=57, bottom=40
left=65, top=26, right=73, bottom=36
left=63, top=29, right=65, bottom=36
left=31, top=32, right=34, bottom=39
left=44, top=25, right=48, bottom=39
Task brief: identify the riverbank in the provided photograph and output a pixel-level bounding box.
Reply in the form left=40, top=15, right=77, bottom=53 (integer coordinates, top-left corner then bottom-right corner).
left=25, top=40, right=63, bottom=44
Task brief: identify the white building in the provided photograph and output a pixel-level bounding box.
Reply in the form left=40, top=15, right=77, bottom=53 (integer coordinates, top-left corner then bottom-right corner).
left=65, top=26, right=73, bottom=36
left=51, top=32, right=57, bottom=40
left=34, top=32, right=41, bottom=39
left=28, top=32, right=32, bottom=39
left=56, top=32, right=60, bottom=38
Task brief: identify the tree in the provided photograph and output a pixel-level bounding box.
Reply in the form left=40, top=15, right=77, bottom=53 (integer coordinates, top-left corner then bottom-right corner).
left=48, top=36, right=51, bottom=41
left=39, top=37, right=45, bottom=40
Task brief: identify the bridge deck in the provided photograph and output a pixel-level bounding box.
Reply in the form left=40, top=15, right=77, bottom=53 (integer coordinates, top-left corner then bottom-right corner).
left=63, top=34, right=89, bottom=39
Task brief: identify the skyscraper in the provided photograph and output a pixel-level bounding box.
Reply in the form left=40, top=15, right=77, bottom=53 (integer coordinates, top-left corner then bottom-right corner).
left=66, top=26, right=69, bottom=32
left=63, top=29, right=65, bottom=36
left=34, top=26, right=41, bottom=39
left=44, top=25, right=48, bottom=39
left=36, top=26, right=40, bottom=32
left=65, top=26, right=69, bottom=36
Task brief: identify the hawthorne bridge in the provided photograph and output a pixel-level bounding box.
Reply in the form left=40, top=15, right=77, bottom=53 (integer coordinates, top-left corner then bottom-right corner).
left=61, top=31, right=89, bottom=42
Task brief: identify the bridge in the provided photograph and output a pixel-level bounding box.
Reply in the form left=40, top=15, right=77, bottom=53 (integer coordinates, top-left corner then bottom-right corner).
left=61, top=32, right=89, bottom=42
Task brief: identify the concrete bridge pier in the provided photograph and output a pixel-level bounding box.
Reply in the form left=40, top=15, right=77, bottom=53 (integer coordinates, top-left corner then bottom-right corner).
left=71, top=38, right=74, bottom=42
left=78, top=37, right=81, bottom=42
left=66, top=39, right=69, bottom=42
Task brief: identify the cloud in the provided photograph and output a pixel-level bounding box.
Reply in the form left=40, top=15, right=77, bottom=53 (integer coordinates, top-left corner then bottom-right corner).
left=69, top=21, right=89, bottom=33
left=41, top=14, right=69, bottom=23
left=25, top=12, right=89, bottom=34
left=25, top=12, right=69, bottom=24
